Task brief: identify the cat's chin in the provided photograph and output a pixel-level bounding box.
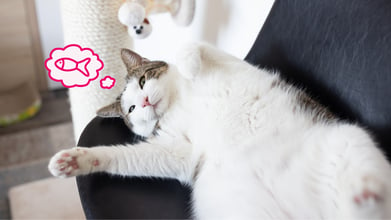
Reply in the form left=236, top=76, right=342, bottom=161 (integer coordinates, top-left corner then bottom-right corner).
left=132, top=117, right=158, bottom=137
left=143, top=107, right=158, bottom=121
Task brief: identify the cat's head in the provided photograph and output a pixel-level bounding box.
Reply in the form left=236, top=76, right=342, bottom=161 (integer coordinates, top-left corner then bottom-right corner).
left=97, top=49, right=175, bottom=137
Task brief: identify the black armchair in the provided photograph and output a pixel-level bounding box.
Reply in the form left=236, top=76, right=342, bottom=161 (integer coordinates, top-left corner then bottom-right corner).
left=77, top=0, right=391, bottom=218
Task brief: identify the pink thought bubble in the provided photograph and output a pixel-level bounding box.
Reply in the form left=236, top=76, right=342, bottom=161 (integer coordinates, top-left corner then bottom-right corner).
left=100, top=76, right=116, bottom=89
left=45, top=44, right=105, bottom=88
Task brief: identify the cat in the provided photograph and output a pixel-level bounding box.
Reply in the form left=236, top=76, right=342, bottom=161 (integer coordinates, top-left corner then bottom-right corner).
left=49, top=43, right=391, bottom=219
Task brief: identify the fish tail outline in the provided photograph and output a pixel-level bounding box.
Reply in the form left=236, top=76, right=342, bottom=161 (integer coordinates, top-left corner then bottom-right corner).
left=76, top=58, right=91, bottom=76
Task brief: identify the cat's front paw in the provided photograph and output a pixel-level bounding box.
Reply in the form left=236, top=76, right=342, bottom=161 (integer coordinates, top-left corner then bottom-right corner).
left=176, top=43, right=203, bottom=80
left=48, top=147, right=100, bottom=178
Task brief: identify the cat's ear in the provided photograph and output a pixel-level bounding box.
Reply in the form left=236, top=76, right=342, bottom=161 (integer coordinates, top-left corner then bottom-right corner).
left=121, top=48, right=147, bottom=69
left=96, top=101, right=122, bottom=118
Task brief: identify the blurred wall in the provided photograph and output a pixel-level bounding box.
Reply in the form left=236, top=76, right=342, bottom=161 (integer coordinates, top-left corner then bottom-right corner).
left=134, top=0, right=275, bottom=62
left=34, top=0, right=64, bottom=89
left=35, top=0, right=275, bottom=88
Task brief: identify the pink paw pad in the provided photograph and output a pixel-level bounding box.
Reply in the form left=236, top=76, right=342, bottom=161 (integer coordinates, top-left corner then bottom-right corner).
left=92, top=159, right=100, bottom=167
left=354, top=189, right=382, bottom=205
left=58, top=156, right=79, bottom=174
left=62, top=153, right=71, bottom=157
left=76, top=148, right=87, bottom=154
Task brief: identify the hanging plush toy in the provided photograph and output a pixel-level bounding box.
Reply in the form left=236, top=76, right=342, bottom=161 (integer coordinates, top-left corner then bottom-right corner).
left=118, top=0, right=195, bottom=39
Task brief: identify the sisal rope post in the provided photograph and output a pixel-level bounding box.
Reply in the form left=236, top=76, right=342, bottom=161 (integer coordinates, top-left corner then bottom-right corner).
left=60, top=0, right=132, bottom=140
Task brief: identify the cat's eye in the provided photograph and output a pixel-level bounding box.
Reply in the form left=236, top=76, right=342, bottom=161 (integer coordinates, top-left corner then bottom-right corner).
left=128, top=105, right=135, bottom=113
left=139, top=76, right=146, bottom=89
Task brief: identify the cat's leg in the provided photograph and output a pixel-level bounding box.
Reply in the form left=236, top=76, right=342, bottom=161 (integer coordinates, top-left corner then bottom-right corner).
left=176, top=43, right=203, bottom=80
left=176, top=42, right=242, bottom=80
left=323, top=124, right=391, bottom=219
left=48, top=139, right=194, bottom=183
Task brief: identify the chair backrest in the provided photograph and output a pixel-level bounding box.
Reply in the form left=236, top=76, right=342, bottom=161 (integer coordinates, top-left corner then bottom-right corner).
left=245, top=0, right=391, bottom=157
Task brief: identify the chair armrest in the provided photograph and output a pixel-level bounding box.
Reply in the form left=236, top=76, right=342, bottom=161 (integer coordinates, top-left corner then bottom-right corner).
left=76, top=116, right=192, bottom=219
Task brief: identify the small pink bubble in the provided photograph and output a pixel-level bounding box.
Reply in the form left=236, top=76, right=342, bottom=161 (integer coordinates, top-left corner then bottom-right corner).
left=100, top=76, right=116, bottom=89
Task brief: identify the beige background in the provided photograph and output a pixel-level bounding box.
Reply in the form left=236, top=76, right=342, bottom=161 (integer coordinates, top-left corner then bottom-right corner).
left=0, top=0, right=46, bottom=93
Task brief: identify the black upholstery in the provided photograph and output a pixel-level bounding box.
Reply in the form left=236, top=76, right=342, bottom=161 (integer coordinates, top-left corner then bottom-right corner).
left=77, top=0, right=391, bottom=218
left=245, top=0, right=391, bottom=157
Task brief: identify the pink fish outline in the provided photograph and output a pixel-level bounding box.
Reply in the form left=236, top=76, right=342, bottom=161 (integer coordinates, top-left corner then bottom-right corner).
left=54, top=57, right=91, bottom=77
left=100, top=76, right=116, bottom=89
left=44, top=44, right=104, bottom=88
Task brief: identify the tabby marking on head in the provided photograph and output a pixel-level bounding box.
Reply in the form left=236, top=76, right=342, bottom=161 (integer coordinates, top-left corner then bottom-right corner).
left=97, top=48, right=170, bottom=134
left=121, top=49, right=168, bottom=80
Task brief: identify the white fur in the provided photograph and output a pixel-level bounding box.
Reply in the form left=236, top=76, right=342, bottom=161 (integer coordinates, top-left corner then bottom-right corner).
left=49, top=43, right=391, bottom=219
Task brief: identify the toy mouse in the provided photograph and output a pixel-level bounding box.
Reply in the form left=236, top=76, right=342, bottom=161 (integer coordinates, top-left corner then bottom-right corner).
left=118, top=0, right=195, bottom=39
left=129, top=18, right=153, bottom=39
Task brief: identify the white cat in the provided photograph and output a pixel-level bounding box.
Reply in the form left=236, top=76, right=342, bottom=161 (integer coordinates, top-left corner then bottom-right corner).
left=49, top=43, right=391, bottom=219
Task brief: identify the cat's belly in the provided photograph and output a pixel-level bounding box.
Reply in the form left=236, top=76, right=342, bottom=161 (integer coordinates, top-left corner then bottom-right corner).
left=191, top=158, right=320, bottom=219
left=188, top=90, right=312, bottom=149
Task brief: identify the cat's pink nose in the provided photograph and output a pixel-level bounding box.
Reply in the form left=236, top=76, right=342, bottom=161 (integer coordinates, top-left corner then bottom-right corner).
left=142, top=96, right=151, bottom=108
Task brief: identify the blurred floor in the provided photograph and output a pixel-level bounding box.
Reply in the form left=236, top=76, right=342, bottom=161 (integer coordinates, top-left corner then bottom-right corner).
left=0, top=89, right=71, bottom=135
left=0, top=89, right=74, bottom=219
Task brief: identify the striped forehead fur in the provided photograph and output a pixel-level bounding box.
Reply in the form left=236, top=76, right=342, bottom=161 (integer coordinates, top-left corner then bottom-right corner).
left=125, top=61, right=169, bottom=80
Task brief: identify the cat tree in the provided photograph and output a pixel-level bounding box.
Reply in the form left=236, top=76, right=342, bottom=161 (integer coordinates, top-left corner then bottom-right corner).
left=60, top=0, right=132, bottom=139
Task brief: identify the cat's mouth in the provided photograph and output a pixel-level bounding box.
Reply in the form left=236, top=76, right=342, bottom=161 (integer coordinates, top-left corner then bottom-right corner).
left=144, top=98, right=162, bottom=119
